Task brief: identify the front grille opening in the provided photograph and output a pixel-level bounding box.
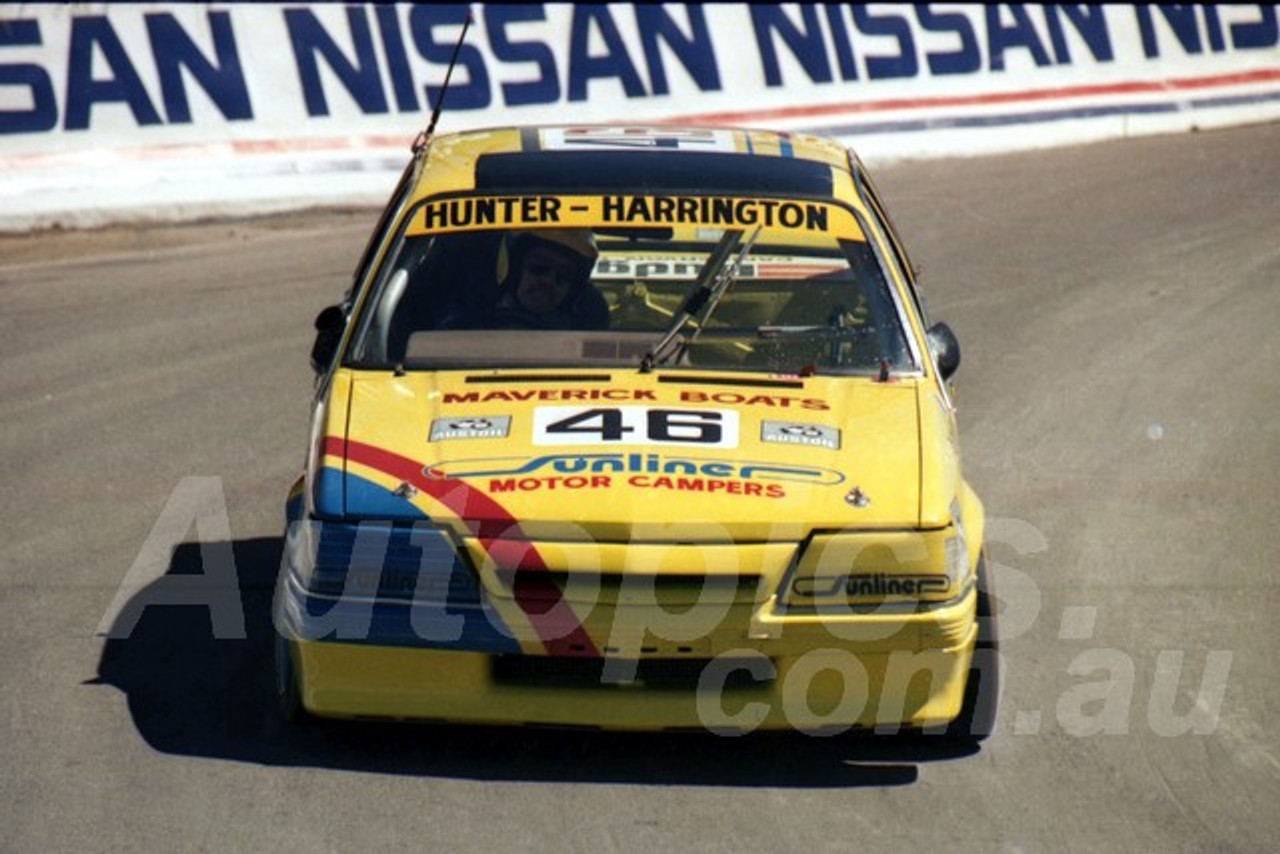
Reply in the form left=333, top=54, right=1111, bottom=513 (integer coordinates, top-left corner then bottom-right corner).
left=491, top=655, right=774, bottom=691
left=498, top=569, right=763, bottom=602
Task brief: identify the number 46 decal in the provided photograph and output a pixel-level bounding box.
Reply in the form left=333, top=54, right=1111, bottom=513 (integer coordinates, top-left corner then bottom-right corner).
left=532, top=407, right=739, bottom=448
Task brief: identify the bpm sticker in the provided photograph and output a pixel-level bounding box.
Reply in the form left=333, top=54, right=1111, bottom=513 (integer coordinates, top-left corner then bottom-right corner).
left=429, top=416, right=512, bottom=442
left=532, top=406, right=739, bottom=448
left=761, top=421, right=840, bottom=450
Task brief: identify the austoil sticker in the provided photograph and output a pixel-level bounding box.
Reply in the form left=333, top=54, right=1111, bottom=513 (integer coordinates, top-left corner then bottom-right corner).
left=429, top=416, right=512, bottom=442
left=761, top=420, right=840, bottom=450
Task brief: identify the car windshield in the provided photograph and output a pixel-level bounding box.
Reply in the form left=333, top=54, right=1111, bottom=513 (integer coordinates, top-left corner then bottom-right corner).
left=346, top=198, right=916, bottom=376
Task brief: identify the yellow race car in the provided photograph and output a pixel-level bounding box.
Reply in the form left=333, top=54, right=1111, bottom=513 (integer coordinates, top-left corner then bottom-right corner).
left=274, top=125, right=998, bottom=738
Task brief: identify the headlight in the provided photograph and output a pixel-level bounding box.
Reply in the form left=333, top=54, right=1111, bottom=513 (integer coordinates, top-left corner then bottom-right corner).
left=783, top=529, right=957, bottom=608
left=286, top=519, right=480, bottom=605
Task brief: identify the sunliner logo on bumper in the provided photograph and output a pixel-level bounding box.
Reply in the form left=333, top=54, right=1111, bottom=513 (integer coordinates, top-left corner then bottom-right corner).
left=792, top=574, right=949, bottom=598
left=424, top=453, right=844, bottom=500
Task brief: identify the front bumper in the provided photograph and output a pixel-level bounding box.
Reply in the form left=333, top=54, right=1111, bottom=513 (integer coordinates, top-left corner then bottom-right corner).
left=278, top=588, right=978, bottom=733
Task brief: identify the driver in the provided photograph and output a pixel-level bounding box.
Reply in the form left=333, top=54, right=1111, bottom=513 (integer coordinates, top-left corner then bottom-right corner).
left=490, top=229, right=608, bottom=329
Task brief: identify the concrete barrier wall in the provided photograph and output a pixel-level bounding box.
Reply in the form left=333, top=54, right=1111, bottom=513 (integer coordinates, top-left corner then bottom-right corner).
left=2, top=3, right=1278, bottom=231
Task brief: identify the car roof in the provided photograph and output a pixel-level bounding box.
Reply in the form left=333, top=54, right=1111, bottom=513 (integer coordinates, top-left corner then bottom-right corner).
left=412, top=125, right=858, bottom=204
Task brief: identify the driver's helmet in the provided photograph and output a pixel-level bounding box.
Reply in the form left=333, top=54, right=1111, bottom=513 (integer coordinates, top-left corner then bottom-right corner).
left=496, top=228, right=598, bottom=287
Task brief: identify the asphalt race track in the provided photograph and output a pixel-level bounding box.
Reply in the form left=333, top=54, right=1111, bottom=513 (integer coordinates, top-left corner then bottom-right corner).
left=2, top=121, right=1278, bottom=852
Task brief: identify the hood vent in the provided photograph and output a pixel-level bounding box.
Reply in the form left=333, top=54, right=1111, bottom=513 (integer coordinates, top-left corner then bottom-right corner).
left=657, top=375, right=805, bottom=389
left=465, top=373, right=612, bottom=384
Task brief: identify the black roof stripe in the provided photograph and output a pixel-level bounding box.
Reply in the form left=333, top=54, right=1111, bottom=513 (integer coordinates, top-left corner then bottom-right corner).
left=473, top=151, right=834, bottom=198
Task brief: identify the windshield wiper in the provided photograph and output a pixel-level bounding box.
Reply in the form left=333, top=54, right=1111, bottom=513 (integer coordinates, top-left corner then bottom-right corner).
left=639, top=226, right=760, bottom=372
left=682, top=318, right=894, bottom=378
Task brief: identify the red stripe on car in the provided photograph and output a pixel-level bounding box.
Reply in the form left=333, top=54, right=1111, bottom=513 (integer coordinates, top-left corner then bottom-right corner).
left=326, top=437, right=599, bottom=657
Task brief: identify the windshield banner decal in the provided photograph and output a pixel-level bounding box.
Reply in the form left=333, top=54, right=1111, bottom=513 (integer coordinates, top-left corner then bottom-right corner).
left=409, top=194, right=859, bottom=236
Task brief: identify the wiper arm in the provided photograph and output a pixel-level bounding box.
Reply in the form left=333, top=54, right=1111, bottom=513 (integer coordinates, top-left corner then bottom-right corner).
left=640, top=227, right=760, bottom=372
left=684, top=317, right=891, bottom=376
left=640, top=228, right=742, bottom=372
left=683, top=226, right=760, bottom=352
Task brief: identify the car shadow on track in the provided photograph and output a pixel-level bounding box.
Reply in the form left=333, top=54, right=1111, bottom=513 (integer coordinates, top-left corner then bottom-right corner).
left=90, top=537, right=981, bottom=787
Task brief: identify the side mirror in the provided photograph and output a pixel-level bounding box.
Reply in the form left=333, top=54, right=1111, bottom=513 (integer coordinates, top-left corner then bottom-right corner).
left=310, top=305, right=346, bottom=374
left=926, top=321, right=961, bottom=381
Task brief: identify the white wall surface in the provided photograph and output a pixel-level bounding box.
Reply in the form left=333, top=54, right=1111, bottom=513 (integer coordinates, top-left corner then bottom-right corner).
left=2, top=3, right=1278, bottom=231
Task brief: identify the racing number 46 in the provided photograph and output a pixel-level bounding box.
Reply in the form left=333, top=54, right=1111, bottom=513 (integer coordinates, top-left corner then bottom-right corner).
left=544, top=408, right=724, bottom=444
